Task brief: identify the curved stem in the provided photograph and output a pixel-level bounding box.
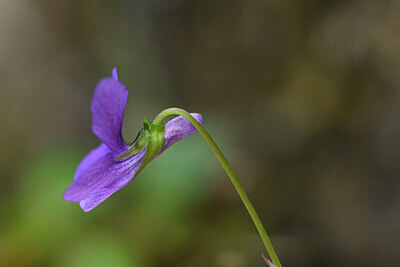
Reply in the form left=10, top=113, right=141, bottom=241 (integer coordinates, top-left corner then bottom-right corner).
left=154, top=108, right=282, bottom=267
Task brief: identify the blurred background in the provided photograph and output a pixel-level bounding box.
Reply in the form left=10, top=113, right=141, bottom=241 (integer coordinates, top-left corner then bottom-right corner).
left=0, top=0, right=399, bottom=266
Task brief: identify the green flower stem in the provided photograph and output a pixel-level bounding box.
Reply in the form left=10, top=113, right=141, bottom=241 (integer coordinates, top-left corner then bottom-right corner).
left=153, top=108, right=282, bottom=267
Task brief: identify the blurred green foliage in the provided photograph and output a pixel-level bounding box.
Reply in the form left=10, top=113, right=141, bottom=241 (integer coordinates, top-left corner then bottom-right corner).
left=0, top=135, right=221, bottom=266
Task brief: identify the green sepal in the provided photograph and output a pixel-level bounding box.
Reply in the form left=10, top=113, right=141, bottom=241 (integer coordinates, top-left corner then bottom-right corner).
left=115, top=118, right=165, bottom=166
left=115, top=117, right=152, bottom=161
left=143, top=117, right=150, bottom=131
left=115, top=130, right=148, bottom=161
left=137, top=121, right=165, bottom=174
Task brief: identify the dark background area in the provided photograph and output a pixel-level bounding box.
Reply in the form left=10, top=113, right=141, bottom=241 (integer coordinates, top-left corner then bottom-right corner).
left=0, top=0, right=399, bottom=266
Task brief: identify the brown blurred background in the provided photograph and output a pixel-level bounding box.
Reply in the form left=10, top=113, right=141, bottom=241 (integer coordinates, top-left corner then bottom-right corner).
left=0, top=0, right=399, bottom=266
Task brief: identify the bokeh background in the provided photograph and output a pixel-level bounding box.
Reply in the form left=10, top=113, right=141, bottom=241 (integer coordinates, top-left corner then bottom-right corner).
left=1, top=0, right=399, bottom=266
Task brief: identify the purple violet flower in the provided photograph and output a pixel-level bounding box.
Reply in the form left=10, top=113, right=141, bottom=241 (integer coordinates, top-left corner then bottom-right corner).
left=63, top=68, right=203, bottom=212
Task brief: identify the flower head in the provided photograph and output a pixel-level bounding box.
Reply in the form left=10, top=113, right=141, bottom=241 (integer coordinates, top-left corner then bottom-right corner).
left=63, top=68, right=203, bottom=212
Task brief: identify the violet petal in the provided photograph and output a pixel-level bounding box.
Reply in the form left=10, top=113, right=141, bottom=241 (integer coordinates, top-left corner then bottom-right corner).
left=162, top=113, right=203, bottom=151
left=64, top=113, right=203, bottom=211
left=91, top=78, right=129, bottom=154
left=63, top=149, right=145, bottom=203
left=112, top=67, right=118, bottom=81
left=74, top=143, right=111, bottom=180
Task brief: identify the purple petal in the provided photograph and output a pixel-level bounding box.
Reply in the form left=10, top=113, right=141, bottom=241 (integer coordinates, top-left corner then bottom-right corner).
left=112, top=67, right=118, bottom=81
left=78, top=150, right=147, bottom=212
left=162, top=113, right=203, bottom=150
left=63, top=149, right=145, bottom=205
left=64, top=113, right=203, bottom=212
left=74, top=143, right=111, bottom=180
left=91, top=78, right=129, bottom=154
left=79, top=188, right=120, bottom=212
